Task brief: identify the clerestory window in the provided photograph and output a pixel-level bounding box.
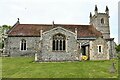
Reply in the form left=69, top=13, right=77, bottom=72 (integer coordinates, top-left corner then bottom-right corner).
left=52, top=34, right=66, bottom=51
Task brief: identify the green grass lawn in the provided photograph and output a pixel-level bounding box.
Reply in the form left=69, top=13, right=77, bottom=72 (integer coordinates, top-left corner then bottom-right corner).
left=2, top=57, right=118, bottom=78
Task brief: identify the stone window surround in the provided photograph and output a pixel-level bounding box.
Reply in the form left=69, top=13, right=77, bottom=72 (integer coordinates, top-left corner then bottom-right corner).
left=20, top=39, right=27, bottom=51
left=52, top=33, right=66, bottom=52
left=97, top=45, right=103, bottom=54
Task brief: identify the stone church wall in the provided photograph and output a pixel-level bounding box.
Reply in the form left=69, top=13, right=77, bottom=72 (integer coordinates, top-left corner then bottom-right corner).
left=89, top=37, right=109, bottom=60
left=4, top=31, right=115, bottom=61
left=109, top=40, right=116, bottom=59
left=39, top=27, right=78, bottom=61
left=5, top=37, right=40, bottom=57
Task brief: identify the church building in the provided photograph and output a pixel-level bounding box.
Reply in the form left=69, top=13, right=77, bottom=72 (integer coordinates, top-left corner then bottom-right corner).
left=3, top=5, right=116, bottom=61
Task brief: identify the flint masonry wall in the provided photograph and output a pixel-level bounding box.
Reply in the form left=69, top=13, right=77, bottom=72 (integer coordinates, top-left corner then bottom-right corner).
left=90, top=13, right=110, bottom=39
left=89, top=37, right=109, bottom=60
left=39, top=27, right=78, bottom=61
left=4, top=28, right=115, bottom=61
left=109, top=40, right=116, bottom=59
left=5, top=37, right=40, bottom=57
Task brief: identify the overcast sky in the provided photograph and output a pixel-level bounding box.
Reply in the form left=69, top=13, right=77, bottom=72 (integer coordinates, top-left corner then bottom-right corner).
left=0, top=0, right=119, bottom=43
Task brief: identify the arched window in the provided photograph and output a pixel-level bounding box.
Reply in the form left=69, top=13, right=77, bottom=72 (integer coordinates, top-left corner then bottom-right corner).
left=52, top=34, right=66, bottom=51
left=20, top=39, right=27, bottom=50
left=101, top=18, right=104, bottom=24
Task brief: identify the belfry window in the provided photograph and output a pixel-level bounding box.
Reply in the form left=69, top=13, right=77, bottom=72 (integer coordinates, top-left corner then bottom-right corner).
left=52, top=34, right=66, bottom=51
left=21, top=39, right=27, bottom=51
left=101, top=18, right=104, bottom=24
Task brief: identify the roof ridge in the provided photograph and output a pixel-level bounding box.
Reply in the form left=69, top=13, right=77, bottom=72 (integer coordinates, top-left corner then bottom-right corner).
left=19, top=23, right=91, bottom=26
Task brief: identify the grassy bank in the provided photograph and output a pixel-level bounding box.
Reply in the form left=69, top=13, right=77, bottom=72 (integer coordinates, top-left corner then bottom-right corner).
left=2, top=57, right=118, bottom=78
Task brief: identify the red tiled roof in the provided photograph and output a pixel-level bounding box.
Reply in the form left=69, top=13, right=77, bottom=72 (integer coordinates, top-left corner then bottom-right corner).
left=7, top=23, right=102, bottom=37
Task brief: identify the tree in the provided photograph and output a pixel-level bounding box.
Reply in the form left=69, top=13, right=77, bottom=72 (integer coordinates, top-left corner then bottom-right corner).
left=2, top=25, right=11, bottom=33
left=0, top=25, right=11, bottom=49
left=115, top=44, right=120, bottom=53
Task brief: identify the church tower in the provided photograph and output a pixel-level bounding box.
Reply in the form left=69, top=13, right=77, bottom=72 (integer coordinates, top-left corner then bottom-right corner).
left=89, top=5, right=110, bottom=39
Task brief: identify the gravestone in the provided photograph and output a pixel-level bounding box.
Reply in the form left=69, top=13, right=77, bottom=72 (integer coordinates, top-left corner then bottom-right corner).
left=109, top=62, right=116, bottom=73
left=35, top=53, right=38, bottom=61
